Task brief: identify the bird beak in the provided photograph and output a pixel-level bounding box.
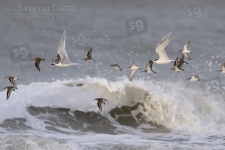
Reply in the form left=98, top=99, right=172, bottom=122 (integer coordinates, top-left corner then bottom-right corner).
left=178, top=50, right=182, bottom=52
left=51, top=64, right=54, bottom=65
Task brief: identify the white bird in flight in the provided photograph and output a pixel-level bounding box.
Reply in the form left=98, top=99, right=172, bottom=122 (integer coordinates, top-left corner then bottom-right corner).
left=153, top=32, right=174, bottom=64
left=52, top=31, right=78, bottom=67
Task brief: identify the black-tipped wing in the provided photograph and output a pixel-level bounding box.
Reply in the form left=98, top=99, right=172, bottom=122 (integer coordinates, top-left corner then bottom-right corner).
left=184, top=53, right=191, bottom=60
left=183, top=41, right=190, bottom=49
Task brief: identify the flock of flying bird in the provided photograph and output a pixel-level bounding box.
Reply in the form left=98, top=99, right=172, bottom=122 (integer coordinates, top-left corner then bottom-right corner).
left=2, top=31, right=225, bottom=112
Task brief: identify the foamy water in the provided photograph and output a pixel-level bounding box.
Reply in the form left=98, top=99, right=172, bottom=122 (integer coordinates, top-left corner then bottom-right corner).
left=0, top=78, right=225, bottom=149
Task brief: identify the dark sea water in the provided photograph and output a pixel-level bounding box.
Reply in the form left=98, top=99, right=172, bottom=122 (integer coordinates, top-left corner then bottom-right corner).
left=0, top=0, right=225, bottom=149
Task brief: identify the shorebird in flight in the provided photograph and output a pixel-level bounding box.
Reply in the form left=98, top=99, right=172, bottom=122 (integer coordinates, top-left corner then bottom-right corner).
left=171, top=55, right=188, bottom=72
left=4, top=76, right=19, bottom=89
left=171, top=57, right=182, bottom=72
left=128, top=62, right=141, bottom=81
left=31, top=57, right=45, bottom=71
left=4, top=86, right=16, bottom=100
left=83, top=48, right=95, bottom=62
left=187, top=75, right=200, bottom=81
left=52, top=31, right=79, bottom=67
left=178, top=41, right=192, bottom=60
left=110, top=64, right=122, bottom=71
left=94, top=98, right=107, bottom=112
left=143, top=60, right=156, bottom=73
left=217, top=63, right=225, bottom=73
left=153, top=32, right=174, bottom=64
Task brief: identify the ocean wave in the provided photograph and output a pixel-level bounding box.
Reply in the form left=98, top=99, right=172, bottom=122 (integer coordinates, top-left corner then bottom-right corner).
left=0, top=77, right=225, bottom=135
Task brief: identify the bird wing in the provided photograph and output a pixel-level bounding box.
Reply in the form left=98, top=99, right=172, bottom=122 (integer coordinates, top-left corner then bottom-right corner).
left=156, top=32, right=172, bottom=60
left=7, top=87, right=13, bottom=100
left=56, top=54, right=61, bottom=63
left=146, top=61, right=151, bottom=72
left=173, top=59, right=176, bottom=66
left=149, top=60, right=155, bottom=73
left=87, top=48, right=92, bottom=58
left=183, top=41, right=190, bottom=49
left=130, top=69, right=137, bottom=81
left=178, top=56, right=183, bottom=68
left=58, top=31, right=69, bottom=61
left=128, top=62, right=135, bottom=68
left=35, top=60, right=41, bottom=71
left=8, top=77, right=15, bottom=85
left=184, top=53, right=191, bottom=60
left=174, top=57, right=178, bottom=66
left=97, top=101, right=102, bottom=112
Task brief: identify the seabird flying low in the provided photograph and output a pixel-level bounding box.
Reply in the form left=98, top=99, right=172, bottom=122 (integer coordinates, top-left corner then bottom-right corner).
left=171, top=57, right=183, bottom=72
left=128, top=62, right=141, bottom=81
left=153, top=32, right=174, bottom=64
left=93, top=98, right=107, bottom=112
left=110, top=64, right=122, bottom=71
left=178, top=41, right=192, bottom=60
left=31, top=57, right=45, bottom=71
left=83, top=48, right=95, bottom=62
left=143, top=60, right=156, bottom=73
left=4, top=76, right=19, bottom=89
left=4, top=86, right=16, bottom=100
